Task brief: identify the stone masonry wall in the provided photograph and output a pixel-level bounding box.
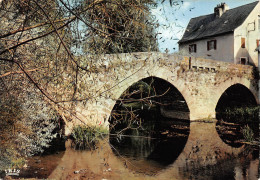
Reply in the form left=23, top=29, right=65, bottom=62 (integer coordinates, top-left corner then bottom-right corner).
left=61, top=52, right=258, bottom=135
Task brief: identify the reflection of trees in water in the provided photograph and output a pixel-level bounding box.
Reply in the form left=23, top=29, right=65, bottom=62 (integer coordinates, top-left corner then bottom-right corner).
left=109, top=108, right=190, bottom=166
left=216, top=121, right=244, bottom=147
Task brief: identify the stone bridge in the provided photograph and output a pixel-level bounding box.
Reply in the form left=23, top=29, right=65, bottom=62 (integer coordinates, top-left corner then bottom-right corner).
left=62, top=52, right=258, bottom=135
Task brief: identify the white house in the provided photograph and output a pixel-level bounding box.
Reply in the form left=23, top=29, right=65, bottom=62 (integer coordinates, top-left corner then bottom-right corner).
left=178, top=1, right=260, bottom=66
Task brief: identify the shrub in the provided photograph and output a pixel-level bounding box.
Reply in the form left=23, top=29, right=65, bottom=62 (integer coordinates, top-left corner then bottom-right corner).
left=71, top=125, right=106, bottom=150
left=0, top=94, right=62, bottom=171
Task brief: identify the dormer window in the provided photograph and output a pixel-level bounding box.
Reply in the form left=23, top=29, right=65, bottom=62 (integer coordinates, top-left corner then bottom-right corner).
left=189, top=44, right=197, bottom=53
left=207, top=40, right=217, bottom=51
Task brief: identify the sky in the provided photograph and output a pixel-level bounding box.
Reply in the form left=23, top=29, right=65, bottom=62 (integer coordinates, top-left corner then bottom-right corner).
left=152, top=0, right=257, bottom=53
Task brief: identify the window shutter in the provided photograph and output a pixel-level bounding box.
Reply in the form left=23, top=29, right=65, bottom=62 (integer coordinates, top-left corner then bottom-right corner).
left=241, top=38, right=245, bottom=48
left=214, top=40, right=217, bottom=49
left=257, top=39, right=259, bottom=47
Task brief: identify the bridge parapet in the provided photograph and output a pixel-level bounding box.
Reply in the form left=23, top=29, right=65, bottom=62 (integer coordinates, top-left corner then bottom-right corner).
left=181, top=56, right=255, bottom=76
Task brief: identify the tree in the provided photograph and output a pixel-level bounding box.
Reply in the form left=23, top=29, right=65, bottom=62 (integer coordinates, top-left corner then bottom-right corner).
left=0, top=0, right=162, bottom=169
left=80, top=0, right=159, bottom=54
left=0, top=0, right=71, bottom=170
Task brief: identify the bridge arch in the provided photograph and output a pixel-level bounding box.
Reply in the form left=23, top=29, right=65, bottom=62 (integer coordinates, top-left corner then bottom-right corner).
left=213, top=80, right=258, bottom=113
left=110, top=67, right=192, bottom=120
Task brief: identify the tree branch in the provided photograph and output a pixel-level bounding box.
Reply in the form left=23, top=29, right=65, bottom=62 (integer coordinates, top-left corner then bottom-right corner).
left=0, top=68, right=39, bottom=78
left=0, top=18, right=75, bottom=56
left=0, top=17, right=75, bottom=39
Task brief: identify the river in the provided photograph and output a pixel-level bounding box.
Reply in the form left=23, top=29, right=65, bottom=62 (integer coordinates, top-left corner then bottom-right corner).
left=8, top=119, right=258, bottom=180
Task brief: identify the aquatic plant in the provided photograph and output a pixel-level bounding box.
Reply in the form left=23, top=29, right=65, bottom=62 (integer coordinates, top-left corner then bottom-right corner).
left=71, top=125, right=107, bottom=150
left=242, top=125, right=254, bottom=142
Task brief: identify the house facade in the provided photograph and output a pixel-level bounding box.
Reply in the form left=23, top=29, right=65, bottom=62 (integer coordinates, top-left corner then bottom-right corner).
left=178, top=1, right=260, bottom=66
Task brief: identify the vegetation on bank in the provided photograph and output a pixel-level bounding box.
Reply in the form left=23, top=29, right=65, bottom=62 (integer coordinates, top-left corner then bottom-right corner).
left=0, top=95, right=63, bottom=171
left=0, top=0, right=162, bottom=172
left=217, top=106, right=259, bottom=143
left=71, top=125, right=108, bottom=150
left=219, top=106, right=259, bottom=123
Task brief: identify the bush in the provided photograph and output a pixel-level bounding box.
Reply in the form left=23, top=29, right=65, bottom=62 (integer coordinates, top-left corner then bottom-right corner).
left=71, top=125, right=106, bottom=150
left=0, top=93, right=62, bottom=171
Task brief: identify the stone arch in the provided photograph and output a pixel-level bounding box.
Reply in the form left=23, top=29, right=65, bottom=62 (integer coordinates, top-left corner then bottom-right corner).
left=213, top=78, right=258, bottom=112
left=109, top=66, right=192, bottom=119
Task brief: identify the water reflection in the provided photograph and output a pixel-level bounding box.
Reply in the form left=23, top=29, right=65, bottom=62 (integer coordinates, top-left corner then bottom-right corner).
left=15, top=121, right=258, bottom=179
left=110, top=119, right=190, bottom=167
left=18, top=151, right=65, bottom=179
left=156, top=122, right=259, bottom=180
left=216, top=120, right=244, bottom=147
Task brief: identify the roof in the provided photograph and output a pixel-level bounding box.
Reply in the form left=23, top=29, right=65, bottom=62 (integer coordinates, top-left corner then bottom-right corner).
left=179, top=1, right=258, bottom=44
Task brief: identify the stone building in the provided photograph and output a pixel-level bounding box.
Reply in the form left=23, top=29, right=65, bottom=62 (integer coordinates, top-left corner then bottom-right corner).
left=178, top=1, right=260, bottom=66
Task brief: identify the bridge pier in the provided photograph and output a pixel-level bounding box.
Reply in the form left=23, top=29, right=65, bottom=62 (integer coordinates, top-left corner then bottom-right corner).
left=189, top=106, right=216, bottom=121
left=187, top=96, right=217, bottom=121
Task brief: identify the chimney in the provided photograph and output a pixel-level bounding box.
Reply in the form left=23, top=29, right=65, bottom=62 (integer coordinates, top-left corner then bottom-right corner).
left=214, top=3, right=229, bottom=17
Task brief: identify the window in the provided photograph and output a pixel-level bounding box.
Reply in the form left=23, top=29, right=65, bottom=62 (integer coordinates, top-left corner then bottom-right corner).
left=189, top=44, right=197, bottom=53
left=240, top=57, right=247, bottom=65
left=207, top=40, right=217, bottom=51
left=241, top=37, right=245, bottom=48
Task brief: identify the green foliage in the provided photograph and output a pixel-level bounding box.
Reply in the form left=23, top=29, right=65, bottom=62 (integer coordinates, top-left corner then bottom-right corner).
left=242, top=125, right=254, bottom=142
left=71, top=125, right=106, bottom=150
left=221, top=106, right=259, bottom=123
left=218, top=106, right=259, bottom=143
left=73, top=0, right=159, bottom=54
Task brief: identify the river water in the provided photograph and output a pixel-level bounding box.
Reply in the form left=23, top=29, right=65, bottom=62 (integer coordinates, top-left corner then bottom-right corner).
left=12, top=119, right=259, bottom=180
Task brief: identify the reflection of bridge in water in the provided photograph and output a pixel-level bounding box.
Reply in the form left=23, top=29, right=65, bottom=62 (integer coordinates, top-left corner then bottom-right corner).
left=47, top=122, right=258, bottom=179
